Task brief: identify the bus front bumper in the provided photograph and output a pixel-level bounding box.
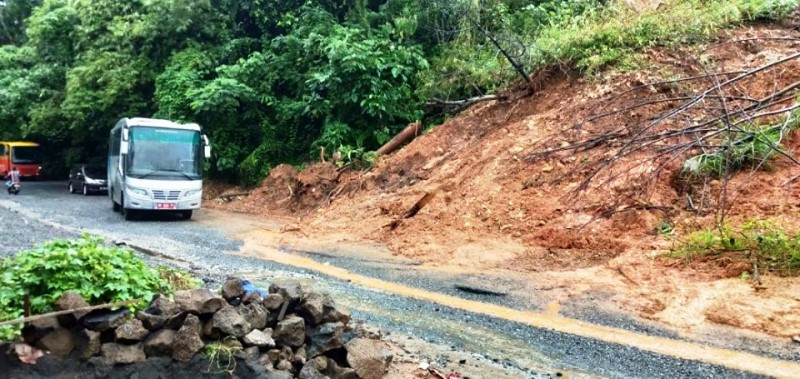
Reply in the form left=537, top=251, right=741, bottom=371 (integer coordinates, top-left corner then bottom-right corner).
left=125, top=198, right=202, bottom=211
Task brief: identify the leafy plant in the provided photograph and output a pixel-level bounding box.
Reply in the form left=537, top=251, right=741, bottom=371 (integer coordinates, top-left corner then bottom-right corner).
left=0, top=235, right=169, bottom=340
left=157, top=265, right=202, bottom=292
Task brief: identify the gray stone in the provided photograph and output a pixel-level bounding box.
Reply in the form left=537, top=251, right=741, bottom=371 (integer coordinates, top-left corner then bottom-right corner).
left=274, top=315, right=305, bottom=347
left=172, top=314, right=204, bottom=362
left=345, top=338, right=393, bottom=379
left=298, top=290, right=326, bottom=326
left=263, top=349, right=281, bottom=366
left=212, top=306, right=252, bottom=338
left=240, top=302, right=269, bottom=330
left=164, top=311, right=188, bottom=330
left=174, top=289, right=226, bottom=314
left=299, top=364, right=330, bottom=379
left=101, top=343, right=146, bottom=365
left=265, top=372, right=294, bottom=379
left=115, top=319, right=149, bottom=342
left=54, top=291, right=91, bottom=325
left=307, top=322, right=344, bottom=358
left=82, top=308, right=130, bottom=332
left=144, top=329, right=176, bottom=357
left=263, top=293, right=284, bottom=311
left=79, top=329, right=101, bottom=360
left=292, top=345, right=307, bottom=365
left=145, top=294, right=179, bottom=316
left=322, top=298, right=350, bottom=326
left=269, top=281, right=303, bottom=305
left=36, top=327, right=76, bottom=358
left=202, top=319, right=220, bottom=339
left=222, top=277, right=245, bottom=300
left=275, top=359, right=293, bottom=372
left=243, top=328, right=276, bottom=348
left=136, top=311, right=167, bottom=330
left=242, top=290, right=262, bottom=305
left=21, top=317, right=59, bottom=345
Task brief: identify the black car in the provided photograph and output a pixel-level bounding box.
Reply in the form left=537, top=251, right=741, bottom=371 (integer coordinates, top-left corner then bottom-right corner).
left=68, top=164, right=108, bottom=195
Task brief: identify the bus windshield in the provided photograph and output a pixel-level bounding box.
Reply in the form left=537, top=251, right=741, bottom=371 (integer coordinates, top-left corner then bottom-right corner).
left=126, top=127, right=202, bottom=180
left=11, top=146, right=42, bottom=164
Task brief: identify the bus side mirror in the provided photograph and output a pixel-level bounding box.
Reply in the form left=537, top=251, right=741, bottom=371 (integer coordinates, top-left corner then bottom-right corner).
left=122, top=129, right=129, bottom=141
left=202, top=135, right=211, bottom=158
left=120, top=141, right=129, bottom=155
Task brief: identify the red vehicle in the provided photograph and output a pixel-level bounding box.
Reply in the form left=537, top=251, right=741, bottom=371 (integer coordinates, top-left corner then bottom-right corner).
left=0, top=142, right=43, bottom=178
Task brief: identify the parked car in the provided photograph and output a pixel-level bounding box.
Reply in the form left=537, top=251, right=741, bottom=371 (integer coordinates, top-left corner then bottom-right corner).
left=68, top=164, right=108, bottom=195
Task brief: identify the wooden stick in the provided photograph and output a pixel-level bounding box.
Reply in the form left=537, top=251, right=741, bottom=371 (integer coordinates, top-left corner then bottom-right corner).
left=0, top=300, right=139, bottom=327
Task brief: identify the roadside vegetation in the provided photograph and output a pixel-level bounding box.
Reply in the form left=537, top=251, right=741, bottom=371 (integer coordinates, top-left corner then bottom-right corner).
left=1, top=0, right=798, bottom=185
left=670, top=218, right=800, bottom=276
left=0, top=235, right=191, bottom=340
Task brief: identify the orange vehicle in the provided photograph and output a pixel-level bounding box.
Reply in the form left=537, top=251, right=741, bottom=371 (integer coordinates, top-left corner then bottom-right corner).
left=0, top=141, right=43, bottom=178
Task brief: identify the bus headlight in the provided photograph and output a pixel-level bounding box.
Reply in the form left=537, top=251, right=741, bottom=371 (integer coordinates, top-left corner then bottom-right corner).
left=127, top=186, right=148, bottom=198
left=183, top=190, right=201, bottom=198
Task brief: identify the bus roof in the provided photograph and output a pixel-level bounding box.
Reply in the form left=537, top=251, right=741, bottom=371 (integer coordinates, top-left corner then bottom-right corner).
left=1, top=141, right=40, bottom=147
left=125, top=118, right=201, bottom=131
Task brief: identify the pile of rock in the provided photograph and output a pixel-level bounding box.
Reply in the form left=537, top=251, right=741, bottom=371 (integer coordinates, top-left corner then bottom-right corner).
left=12, top=278, right=393, bottom=379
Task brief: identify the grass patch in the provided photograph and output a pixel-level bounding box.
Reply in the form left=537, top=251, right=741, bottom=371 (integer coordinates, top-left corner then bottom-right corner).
left=670, top=218, right=800, bottom=274
left=203, top=337, right=242, bottom=374
left=158, top=265, right=202, bottom=291
left=681, top=109, right=800, bottom=179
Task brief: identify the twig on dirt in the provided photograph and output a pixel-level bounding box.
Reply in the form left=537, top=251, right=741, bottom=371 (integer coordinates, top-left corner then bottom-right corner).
left=280, top=225, right=308, bottom=237
left=0, top=300, right=139, bottom=327
left=383, top=189, right=441, bottom=231
left=215, top=192, right=250, bottom=201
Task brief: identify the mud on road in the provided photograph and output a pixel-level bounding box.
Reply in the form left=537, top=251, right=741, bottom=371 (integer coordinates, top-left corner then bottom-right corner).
left=1, top=182, right=797, bottom=378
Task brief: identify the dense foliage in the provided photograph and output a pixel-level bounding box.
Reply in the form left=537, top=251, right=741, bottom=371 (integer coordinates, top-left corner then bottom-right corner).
left=1, top=0, right=797, bottom=183
left=0, top=235, right=169, bottom=340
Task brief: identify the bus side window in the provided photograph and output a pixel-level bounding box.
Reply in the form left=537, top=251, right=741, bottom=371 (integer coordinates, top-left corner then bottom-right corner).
left=0, top=144, right=6, bottom=156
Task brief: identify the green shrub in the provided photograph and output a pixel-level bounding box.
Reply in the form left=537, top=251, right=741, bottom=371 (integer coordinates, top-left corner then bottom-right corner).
left=0, top=235, right=169, bottom=340
left=670, top=218, right=800, bottom=274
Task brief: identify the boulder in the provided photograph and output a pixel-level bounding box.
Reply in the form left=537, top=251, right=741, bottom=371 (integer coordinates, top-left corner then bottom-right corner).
left=263, top=293, right=284, bottom=311
left=144, top=329, right=176, bottom=357
left=321, top=358, right=358, bottom=379
left=212, top=306, right=252, bottom=338
left=35, top=327, right=76, bottom=358
left=222, top=277, right=245, bottom=300
left=322, top=298, right=350, bottom=326
left=275, top=358, right=293, bottom=372
left=242, top=290, right=263, bottom=305
left=78, top=329, right=101, bottom=360
left=306, top=322, right=344, bottom=358
left=202, top=319, right=220, bottom=340
left=164, top=312, right=189, bottom=330
left=172, top=314, right=204, bottom=362
left=115, top=319, right=149, bottom=342
left=174, top=289, right=226, bottom=314
left=269, top=281, right=303, bottom=306
left=297, top=291, right=326, bottom=326
left=242, top=329, right=276, bottom=349
left=101, top=343, right=146, bottom=365
left=240, top=302, right=269, bottom=330
left=298, top=364, right=330, bottom=379
left=82, top=308, right=130, bottom=332
left=292, top=345, right=307, bottom=365
left=265, top=372, right=294, bottom=379
left=273, top=315, right=306, bottom=348
left=136, top=311, right=167, bottom=330
left=239, top=346, right=261, bottom=361
left=345, top=338, right=393, bottom=379
left=54, top=291, right=91, bottom=325
left=21, top=316, right=59, bottom=345
left=145, top=294, right=179, bottom=316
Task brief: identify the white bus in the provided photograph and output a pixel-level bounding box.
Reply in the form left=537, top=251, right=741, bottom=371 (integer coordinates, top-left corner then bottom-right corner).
left=108, top=117, right=211, bottom=220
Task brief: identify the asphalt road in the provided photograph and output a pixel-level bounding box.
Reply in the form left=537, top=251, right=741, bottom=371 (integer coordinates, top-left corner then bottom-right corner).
left=0, top=182, right=784, bottom=379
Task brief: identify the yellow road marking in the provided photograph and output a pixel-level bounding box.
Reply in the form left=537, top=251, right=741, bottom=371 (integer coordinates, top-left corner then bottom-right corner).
left=238, top=238, right=800, bottom=379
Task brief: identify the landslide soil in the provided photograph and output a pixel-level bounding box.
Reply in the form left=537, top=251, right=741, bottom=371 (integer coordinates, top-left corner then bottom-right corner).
left=208, top=25, right=800, bottom=340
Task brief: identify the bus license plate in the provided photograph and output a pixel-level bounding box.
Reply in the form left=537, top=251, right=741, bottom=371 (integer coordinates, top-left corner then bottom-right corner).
left=157, top=203, right=176, bottom=210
